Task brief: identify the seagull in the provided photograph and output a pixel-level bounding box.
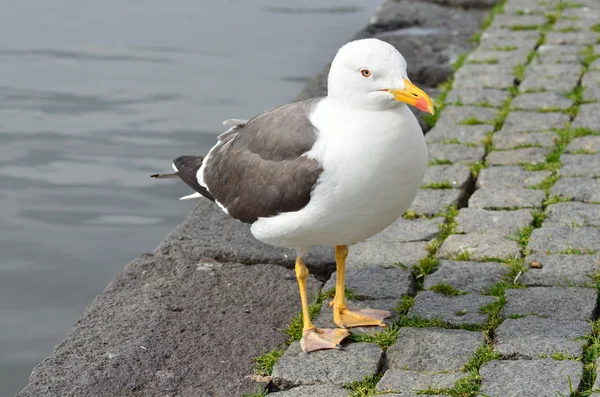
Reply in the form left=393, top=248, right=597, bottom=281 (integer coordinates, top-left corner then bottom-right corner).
left=152, top=38, right=433, bottom=353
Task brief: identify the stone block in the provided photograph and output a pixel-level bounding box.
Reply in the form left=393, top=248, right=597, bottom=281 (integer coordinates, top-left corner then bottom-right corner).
left=560, top=154, right=600, bottom=177
left=423, top=164, right=471, bottom=189
left=428, top=144, right=485, bottom=164
left=323, top=267, right=415, bottom=300
left=487, top=147, right=548, bottom=166
left=494, top=317, right=591, bottom=359
left=528, top=226, right=600, bottom=254
left=492, top=132, right=557, bottom=149
left=434, top=106, right=498, bottom=129
left=504, top=287, right=597, bottom=321
left=469, top=187, right=545, bottom=209
left=498, top=111, right=570, bottom=134
left=545, top=31, right=599, bottom=45
left=446, top=87, right=511, bottom=107
left=453, top=64, right=515, bottom=89
left=270, top=385, right=349, bottom=397
left=408, top=189, right=462, bottom=216
left=424, top=260, right=508, bottom=294
left=573, top=104, right=600, bottom=131
left=372, top=217, right=440, bottom=243
left=522, top=253, right=600, bottom=287
left=566, top=135, right=600, bottom=154
left=545, top=202, right=600, bottom=227
left=520, top=64, right=582, bottom=93
left=386, top=327, right=484, bottom=372
left=511, top=92, right=574, bottom=111
left=425, top=124, right=492, bottom=145
left=410, top=291, right=497, bottom=327
left=271, top=342, right=383, bottom=389
left=550, top=177, right=600, bottom=203
left=479, top=359, right=583, bottom=397
left=584, top=86, right=600, bottom=102
left=476, top=166, right=551, bottom=189
left=376, top=370, right=465, bottom=394
left=477, top=37, right=538, bottom=52
left=439, top=233, right=521, bottom=260
left=346, top=241, right=429, bottom=269
left=455, top=208, right=533, bottom=235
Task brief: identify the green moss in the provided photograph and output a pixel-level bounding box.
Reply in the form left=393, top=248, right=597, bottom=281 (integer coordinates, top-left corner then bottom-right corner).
left=253, top=347, right=285, bottom=376
left=403, top=210, right=418, bottom=220
left=510, top=225, right=534, bottom=252
left=482, top=0, right=506, bottom=30
left=532, top=209, right=546, bottom=228
left=543, top=195, right=572, bottom=207
left=449, top=249, right=472, bottom=261
left=528, top=173, right=559, bottom=193
left=463, top=344, right=502, bottom=372
left=412, top=256, right=440, bottom=288
left=570, top=148, right=596, bottom=154
left=592, top=24, right=600, bottom=32
left=460, top=117, right=487, bottom=125
left=422, top=181, right=453, bottom=189
left=513, top=64, right=526, bottom=82
left=453, top=53, right=469, bottom=71
left=345, top=373, right=383, bottom=397
left=555, top=26, right=580, bottom=32
left=510, top=24, right=540, bottom=30
left=469, top=160, right=487, bottom=178
left=349, top=325, right=399, bottom=349
left=493, top=45, right=518, bottom=51
left=580, top=319, right=600, bottom=394
left=469, top=58, right=499, bottom=65
left=323, top=287, right=355, bottom=301
left=429, top=283, right=468, bottom=296
left=397, top=295, right=415, bottom=315
left=555, top=246, right=598, bottom=255
left=429, top=158, right=453, bottom=166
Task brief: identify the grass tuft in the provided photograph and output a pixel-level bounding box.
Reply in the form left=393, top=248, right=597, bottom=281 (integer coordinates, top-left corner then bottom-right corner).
left=282, top=292, right=325, bottom=342
left=422, top=181, right=453, bottom=189
left=429, top=283, right=468, bottom=296
left=460, top=117, right=486, bottom=125
left=253, top=347, right=285, bottom=376
left=242, top=386, right=269, bottom=397
left=429, top=158, right=453, bottom=166
left=345, top=373, right=383, bottom=397
left=349, top=325, right=400, bottom=349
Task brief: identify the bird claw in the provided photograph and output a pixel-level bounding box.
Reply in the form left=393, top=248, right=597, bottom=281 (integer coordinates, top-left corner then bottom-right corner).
left=334, top=307, right=392, bottom=329
left=299, top=327, right=349, bottom=353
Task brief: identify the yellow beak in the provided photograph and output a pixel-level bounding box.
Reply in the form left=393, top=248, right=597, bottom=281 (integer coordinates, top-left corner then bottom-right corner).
left=383, top=79, right=434, bottom=114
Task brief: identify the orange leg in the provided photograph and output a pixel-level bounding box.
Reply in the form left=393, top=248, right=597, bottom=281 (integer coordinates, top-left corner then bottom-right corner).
left=332, top=245, right=392, bottom=328
left=295, top=256, right=348, bottom=352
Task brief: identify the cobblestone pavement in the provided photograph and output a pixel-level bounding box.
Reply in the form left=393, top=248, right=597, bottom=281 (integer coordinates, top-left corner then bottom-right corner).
left=268, top=0, right=600, bottom=396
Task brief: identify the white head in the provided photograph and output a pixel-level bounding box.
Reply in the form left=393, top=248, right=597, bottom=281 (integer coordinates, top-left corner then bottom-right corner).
left=327, top=38, right=433, bottom=113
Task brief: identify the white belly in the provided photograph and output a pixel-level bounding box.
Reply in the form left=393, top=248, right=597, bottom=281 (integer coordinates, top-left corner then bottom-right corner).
left=250, top=102, right=428, bottom=252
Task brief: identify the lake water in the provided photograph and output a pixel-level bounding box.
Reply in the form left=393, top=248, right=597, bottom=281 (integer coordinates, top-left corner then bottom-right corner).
left=0, top=1, right=375, bottom=395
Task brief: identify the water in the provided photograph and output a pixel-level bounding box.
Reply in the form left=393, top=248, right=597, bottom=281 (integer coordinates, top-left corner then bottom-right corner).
left=0, top=1, right=375, bottom=395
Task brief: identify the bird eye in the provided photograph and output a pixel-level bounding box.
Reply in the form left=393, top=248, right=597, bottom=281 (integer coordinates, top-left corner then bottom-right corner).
left=360, top=69, right=371, bottom=78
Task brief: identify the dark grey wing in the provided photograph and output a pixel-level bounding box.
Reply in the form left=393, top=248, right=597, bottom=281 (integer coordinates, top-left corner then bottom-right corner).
left=204, top=98, right=324, bottom=223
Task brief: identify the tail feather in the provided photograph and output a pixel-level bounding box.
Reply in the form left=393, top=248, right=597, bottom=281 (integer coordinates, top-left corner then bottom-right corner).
left=151, top=155, right=215, bottom=202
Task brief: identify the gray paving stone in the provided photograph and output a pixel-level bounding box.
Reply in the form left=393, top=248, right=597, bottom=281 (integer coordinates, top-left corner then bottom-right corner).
left=423, top=164, right=471, bottom=189
left=428, top=143, right=485, bottom=164
left=481, top=28, right=541, bottom=42
left=546, top=31, right=599, bottom=45
left=271, top=342, right=383, bottom=389
left=453, top=64, right=515, bottom=89
left=492, top=131, right=557, bottom=149
left=376, top=370, right=464, bottom=394
left=492, top=13, right=547, bottom=29
left=511, top=92, right=574, bottom=111
left=346, top=241, right=428, bottom=269
left=536, top=44, right=586, bottom=64
left=479, top=359, right=584, bottom=397
left=410, top=291, right=497, bottom=327
left=323, top=267, right=415, bottom=300
left=538, top=44, right=588, bottom=55
left=386, top=327, right=484, bottom=372
left=545, top=202, right=600, bottom=227
left=566, top=135, right=600, bottom=154
left=456, top=208, right=533, bottom=235
left=372, top=217, right=440, bottom=243
left=536, top=51, right=582, bottom=64
left=313, top=299, right=398, bottom=334
left=520, top=64, right=582, bottom=93
left=476, top=166, right=551, bottom=189
left=494, top=317, right=591, bottom=359
left=477, top=37, right=538, bottom=52
left=446, top=87, right=511, bottom=107
left=573, top=104, right=600, bottom=131
left=582, top=71, right=600, bottom=90
left=584, top=86, right=600, bottom=102
left=434, top=106, right=498, bottom=129
left=439, top=233, right=522, bottom=260
left=424, top=260, right=508, bottom=294
left=528, top=226, right=600, bottom=254
left=487, top=147, right=549, bottom=166
left=498, top=111, right=570, bottom=134
left=504, top=287, right=597, bottom=321
left=560, top=154, right=600, bottom=177
left=425, top=124, right=492, bottom=145
left=469, top=187, right=545, bottom=209
left=270, top=385, right=349, bottom=397
left=408, top=189, right=462, bottom=216
left=550, top=177, right=600, bottom=203
left=522, top=253, right=600, bottom=287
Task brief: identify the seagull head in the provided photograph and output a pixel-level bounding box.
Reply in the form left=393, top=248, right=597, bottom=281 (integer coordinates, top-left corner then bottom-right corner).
left=327, top=38, right=434, bottom=114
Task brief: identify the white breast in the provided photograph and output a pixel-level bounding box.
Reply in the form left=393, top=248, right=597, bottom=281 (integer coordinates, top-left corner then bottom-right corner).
left=250, top=98, right=428, bottom=252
